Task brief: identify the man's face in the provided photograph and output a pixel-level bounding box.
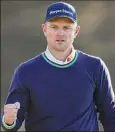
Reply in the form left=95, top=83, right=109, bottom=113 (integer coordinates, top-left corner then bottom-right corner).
left=42, top=17, right=80, bottom=52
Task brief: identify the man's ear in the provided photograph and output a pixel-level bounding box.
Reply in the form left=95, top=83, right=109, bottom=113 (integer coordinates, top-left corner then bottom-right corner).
left=74, top=25, right=80, bottom=38
left=42, top=24, right=47, bottom=37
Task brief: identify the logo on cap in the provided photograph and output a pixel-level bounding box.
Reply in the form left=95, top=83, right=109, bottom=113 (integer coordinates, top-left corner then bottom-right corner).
left=50, top=9, right=73, bottom=16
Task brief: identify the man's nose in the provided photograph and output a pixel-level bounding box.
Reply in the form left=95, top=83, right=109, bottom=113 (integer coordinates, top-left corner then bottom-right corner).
left=57, top=29, right=65, bottom=36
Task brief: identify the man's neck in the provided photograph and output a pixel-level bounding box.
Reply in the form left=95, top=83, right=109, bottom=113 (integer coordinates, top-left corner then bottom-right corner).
left=47, top=46, right=73, bottom=62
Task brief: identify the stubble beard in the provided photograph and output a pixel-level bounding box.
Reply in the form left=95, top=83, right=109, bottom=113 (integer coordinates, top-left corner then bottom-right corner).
left=54, top=42, right=68, bottom=52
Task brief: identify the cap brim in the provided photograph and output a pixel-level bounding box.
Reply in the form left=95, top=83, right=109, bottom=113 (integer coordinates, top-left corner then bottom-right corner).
left=45, top=15, right=76, bottom=23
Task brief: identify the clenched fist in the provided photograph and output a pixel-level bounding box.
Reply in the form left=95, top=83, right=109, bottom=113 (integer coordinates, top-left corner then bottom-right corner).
left=3, top=102, right=20, bottom=125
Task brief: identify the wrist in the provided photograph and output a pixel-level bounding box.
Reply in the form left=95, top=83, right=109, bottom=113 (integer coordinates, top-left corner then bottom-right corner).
left=2, top=115, right=16, bottom=129
left=4, top=118, right=14, bottom=126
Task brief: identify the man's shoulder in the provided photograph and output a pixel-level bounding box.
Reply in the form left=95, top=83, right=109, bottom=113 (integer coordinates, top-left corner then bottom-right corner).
left=15, top=53, right=43, bottom=73
left=77, top=50, right=102, bottom=63
left=76, top=50, right=105, bottom=69
left=76, top=50, right=107, bottom=75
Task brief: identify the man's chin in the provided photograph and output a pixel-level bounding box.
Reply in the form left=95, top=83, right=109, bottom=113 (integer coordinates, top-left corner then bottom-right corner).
left=55, top=46, right=68, bottom=52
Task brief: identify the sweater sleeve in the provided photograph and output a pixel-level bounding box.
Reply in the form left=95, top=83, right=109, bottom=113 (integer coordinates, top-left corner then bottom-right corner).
left=2, top=64, right=30, bottom=131
left=94, top=58, right=115, bottom=131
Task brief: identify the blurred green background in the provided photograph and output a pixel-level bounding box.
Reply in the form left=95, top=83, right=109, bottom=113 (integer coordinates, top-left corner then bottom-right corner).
left=1, top=1, right=115, bottom=131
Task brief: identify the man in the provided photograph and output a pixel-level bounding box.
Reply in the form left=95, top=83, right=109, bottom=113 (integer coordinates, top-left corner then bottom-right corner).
left=2, top=1, right=115, bottom=131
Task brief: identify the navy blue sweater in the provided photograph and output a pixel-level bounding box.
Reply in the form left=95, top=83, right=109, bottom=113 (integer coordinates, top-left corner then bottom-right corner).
left=2, top=50, right=115, bottom=131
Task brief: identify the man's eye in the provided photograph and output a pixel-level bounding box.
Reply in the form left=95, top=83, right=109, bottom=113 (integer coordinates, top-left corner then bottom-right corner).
left=51, top=26, right=57, bottom=29
left=64, top=27, right=70, bottom=30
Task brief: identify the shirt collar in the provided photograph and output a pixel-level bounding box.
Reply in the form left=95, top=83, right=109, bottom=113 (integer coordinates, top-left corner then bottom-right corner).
left=44, top=46, right=76, bottom=65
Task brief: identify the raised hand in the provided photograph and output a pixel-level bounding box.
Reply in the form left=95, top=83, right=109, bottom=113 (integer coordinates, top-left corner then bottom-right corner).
left=3, top=102, right=20, bottom=125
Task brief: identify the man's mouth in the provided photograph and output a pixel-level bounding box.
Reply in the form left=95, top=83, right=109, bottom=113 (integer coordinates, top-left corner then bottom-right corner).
left=56, top=40, right=65, bottom=42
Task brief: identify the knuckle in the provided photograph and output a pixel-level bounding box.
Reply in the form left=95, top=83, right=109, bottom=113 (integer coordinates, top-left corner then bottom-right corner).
left=4, top=104, right=16, bottom=109
left=4, top=112, right=17, bottom=118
